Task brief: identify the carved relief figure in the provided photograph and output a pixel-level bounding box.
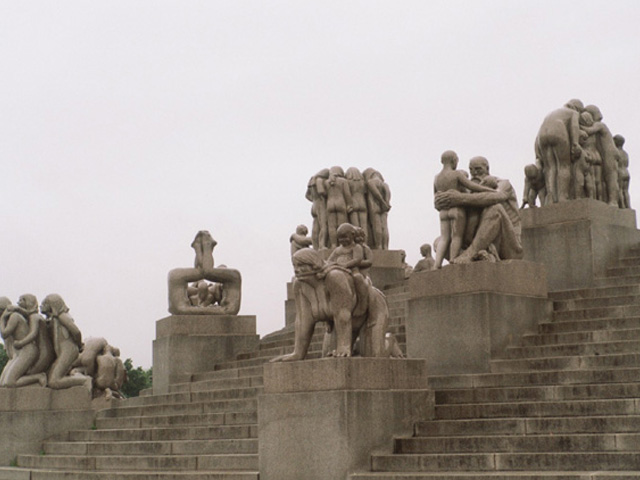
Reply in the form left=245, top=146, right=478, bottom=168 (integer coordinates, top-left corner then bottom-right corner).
left=535, top=99, right=583, bottom=204
left=346, top=167, right=368, bottom=230
left=306, top=169, right=330, bottom=249
left=40, top=294, right=90, bottom=390
left=363, top=168, right=391, bottom=250
left=614, top=134, right=630, bottom=208
left=433, top=150, right=495, bottom=268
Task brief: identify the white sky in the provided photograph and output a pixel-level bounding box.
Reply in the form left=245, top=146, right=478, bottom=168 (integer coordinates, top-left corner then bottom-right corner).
left=1, top=1, right=639, bottom=368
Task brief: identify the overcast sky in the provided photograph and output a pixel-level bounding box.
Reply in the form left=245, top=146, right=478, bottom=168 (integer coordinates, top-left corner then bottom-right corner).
left=1, top=1, right=639, bottom=368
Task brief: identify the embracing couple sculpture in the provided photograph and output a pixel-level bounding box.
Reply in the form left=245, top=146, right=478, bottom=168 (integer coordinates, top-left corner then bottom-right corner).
left=433, top=153, right=523, bottom=268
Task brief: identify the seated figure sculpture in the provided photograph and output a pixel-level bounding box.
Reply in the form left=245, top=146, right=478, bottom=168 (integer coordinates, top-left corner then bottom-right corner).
left=413, top=243, right=435, bottom=273
left=272, top=245, right=390, bottom=361
left=168, top=230, right=241, bottom=315
left=434, top=156, right=523, bottom=264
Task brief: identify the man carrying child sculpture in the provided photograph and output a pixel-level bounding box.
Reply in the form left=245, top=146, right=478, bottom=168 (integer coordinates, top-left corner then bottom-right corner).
left=433, top=152, right=523, bottom=266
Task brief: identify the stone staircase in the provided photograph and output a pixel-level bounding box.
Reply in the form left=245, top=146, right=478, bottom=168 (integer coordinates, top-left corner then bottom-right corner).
left=351, top=247, right=640, bottom=479
left=0, top=284, right=408, bottom=479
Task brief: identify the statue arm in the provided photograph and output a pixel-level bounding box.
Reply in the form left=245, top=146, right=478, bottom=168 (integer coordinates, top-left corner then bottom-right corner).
left=367, top=180, right=390, bottom=210
left=14, top=316, right=39, bottom=349
left=0, top=312, right=17, bottom=337
left=457, top=174, right=497, bottom=193
left=434, top=189, right=508, bottom=210
left=58, top=314, right=83, bottom=345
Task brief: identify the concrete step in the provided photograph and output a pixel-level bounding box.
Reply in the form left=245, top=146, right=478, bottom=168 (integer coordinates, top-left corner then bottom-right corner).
left=435, top=382, right=640, bottom=405
left=606, top=265, right=640, bottom=277
left=121, top=387, right=261, bottom=408
left=96, top=398, right=257, bottom=419
left=594, top=274, right=640, bottom=287
left=370, top=452, right=640, bottom=472
left=490, top=352, right=640, bottom=373
left=96, top=411, right=257, bottom=430
left=415, top=415, right=640, bottom=436
left=549, top=284, right=640, bottom=301
left=538, top=317, right=640, bottom=334
left=553, top=305, right=640, bottom=322
left=394, top=432, right=640, bottom=453
left=351, top=472, right=640, bottom=480
left=17, top=453, right=258, bottom=471
left=68, top=424, right=258, bottom=442
left=0, top=468, right=259, bottom=479
left=168, top=376, right=263, bottom=395
left=553, top=294, right=640, bottom=311
left=190, top=366, right=264, bottom=383
left=520, top=328, right=640, bottom=346
left=44, top=439, right=258, bottom=456
left=427, top=367, right=640, bottom=390
left=499, top=340, right=640, bottom=359
left=434, top=398, right=639, bottom=420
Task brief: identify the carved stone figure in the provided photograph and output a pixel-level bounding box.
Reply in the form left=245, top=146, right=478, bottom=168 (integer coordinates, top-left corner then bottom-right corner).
left=434, top=156, right=523, bottom=264
left=346, top=167, right=368, bottom=231
left=289, top=225, right=312, bottom=259
left=583, top=104, right=620, bottom=206
left=433, top=150, right=496, bottom=268
left=413, top=243, right=435, bottom=272
left=168, top=231, right=241, bottom=315
left=535, top=99, right=584, bottom=204
left=74, top=337, right=126, bottom=399
left=363, top=168, right=391, bottom=250
left=0, top=297, right=47, bottom=387
left=306, top=169, right=330, bottom=250
left=614, top=134, right=630, bottom=208
left=354, top=226, right=373, bottom=279
left=272, top=247, right=389, bottom=361
left=40, top=294, right=90, bottom=390
left=324, top=167, right=353, bottom=249
left=400, top=250, right=413, bottom=279
left=13, top=294, right=55, bottom=377
left=521, top=164, right=547, bottom=208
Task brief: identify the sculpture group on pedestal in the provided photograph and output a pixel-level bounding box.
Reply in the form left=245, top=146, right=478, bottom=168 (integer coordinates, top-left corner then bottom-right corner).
left=528, top=100, right=631, bottom=208
left=432, top=154, right=523, bottom=267
left=306, top=166, right=391, bottom=250
left=168, top=230, right=242, bottom=315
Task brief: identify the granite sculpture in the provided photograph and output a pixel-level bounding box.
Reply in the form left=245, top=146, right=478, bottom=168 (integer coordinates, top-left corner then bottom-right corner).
left=521, top=164, right=546, bottom=208
left=168, top=230, right=241, bottom=315
left=614, top=134, right=630, bottom=208
left=289, top=225, right=312, bottom=260
left=73, top=337, right=126, bottom=399
left=434, top=156, right=523, bottom=264
left=305, top=166, right=391, bottom=251
left=530, top=100, right=629, bottom=208
left=413, top=243, right=435, bottom=273
left=400, top=250, right=413, bottom=279
left=272, top=236, right=390, bottom=361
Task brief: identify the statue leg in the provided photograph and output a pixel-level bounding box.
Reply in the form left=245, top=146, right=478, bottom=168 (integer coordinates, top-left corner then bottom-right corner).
left=453, top=205, right=502, bottom=264
left=332, top=308, right=352, bottom=357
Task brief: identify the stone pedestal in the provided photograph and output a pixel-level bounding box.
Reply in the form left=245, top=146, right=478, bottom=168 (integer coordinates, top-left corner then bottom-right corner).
left=259, top=358, right=433, bottom=480
left=0, top=386, right=94, bottom=465
left=521, top=199, right=640, bottom=291
left=284, top=282, right=296, bottom=327
left=406, top=261, right=549, bottom=375
left=152, top=314, right=259, bottom=394
left=369, top=249, right=405, bottom=289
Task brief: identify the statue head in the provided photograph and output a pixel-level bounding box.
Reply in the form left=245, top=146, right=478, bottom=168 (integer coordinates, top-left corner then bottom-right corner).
left=292, top=248, right=325, bottom=277
left=579, top=111, right=594, bottom=127
left=584, top=104, right=603, bottom=122
left=18, top=294, right=38, bottom=314
left=40, top=294, right=70, bottom=318
left=469, top=156, right=490, bottom=180
left=295, top=224, right=308, bottom=236
left=614, top=134, right=625, bottom=148
left=336, top=223, right=357, bottom=247
left=524, top=164, right=540, bottom=180
left=329, top=166, right=345, bottom=178
left=399, top=250, right=407, bottom=262
left=345, top=167, right=363, bottom=182
left=420, top=243, right=432, bottom=257
left=441, top=150, right=458, bottom=168
left=354, top=226, right=366, bottom=245
left=0, top=297, right=11, bottom=315
left=362, top=168, right=383, bottom=182
left=565, top=99, right=584, bottom=112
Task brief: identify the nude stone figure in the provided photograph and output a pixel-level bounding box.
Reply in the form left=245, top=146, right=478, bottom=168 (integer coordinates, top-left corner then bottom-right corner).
left=74, top=337, right=126, bottom=398
left=576, top=112, right=600, bottom=200
left=435, top=156, right=523, bottom=264
left=306, top=169, right=330, bottom=249
left=346, top=167, right=368, bottom=231
left=413, top=243, right=435, bottom=273
left=40, top=294, right=91, bottom=390
left=289, top=225, right=312, bottom=259
left=324, top=167, right=353, bottom=249
left=521, top=164, right=546, bottom=208
left=535, top=99, right=584, bottom=204
left=0, top=297, right=47, bottom=387
left=191, top=230, right=216, bottom=271
left=614, top=134, right=630, bottom=209
left=583, top=105, right=620, bottom=206
left=363, top=168, right=391, bottom=250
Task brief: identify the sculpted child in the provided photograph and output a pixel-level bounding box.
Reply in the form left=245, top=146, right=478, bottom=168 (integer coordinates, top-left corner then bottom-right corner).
left=289, top=224, right=312, bottom=259
left=354, top=226, right=373, bottom=279
left=433, top=150, right=495, bottom=268
left=413, top=243, right=435, bottom=272
left=521, top=164, right=547, bottom=208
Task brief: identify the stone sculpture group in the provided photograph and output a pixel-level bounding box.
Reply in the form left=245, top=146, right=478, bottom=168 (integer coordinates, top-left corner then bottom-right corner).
left=0, top=294, right=125, bottom=398
left=306, top=166, right=391, bottom=250
left=528, top=99, right=630, bottom=208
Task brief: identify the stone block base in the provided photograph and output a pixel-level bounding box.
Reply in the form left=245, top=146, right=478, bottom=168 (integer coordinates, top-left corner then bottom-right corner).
left=407, top=261, right=549, bottom=375
left=369, top=249, right=405, bottom=289
left=259, top=358, right=433, bottom=480
left=521, top=199, right=640, bottom=291
left=153, top=314, right=258, bottom=394
left=0, top=386, right=93, bottom=465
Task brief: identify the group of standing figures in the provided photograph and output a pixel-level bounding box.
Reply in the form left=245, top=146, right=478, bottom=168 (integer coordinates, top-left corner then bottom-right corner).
left=306, top=166, right=391, bottom=250
left=0, top=294, right=125, bottom=397
left=526, top=99, right=631, bottom=208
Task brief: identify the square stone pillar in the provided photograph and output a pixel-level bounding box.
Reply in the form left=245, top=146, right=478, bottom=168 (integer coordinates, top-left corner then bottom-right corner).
left=406, top=261, right=549, bottom=375
left=259, top=358, right=433, bottom=480
left=521, top=199, right=640, bottom=291
left=152, top=314, right=258, bottom=394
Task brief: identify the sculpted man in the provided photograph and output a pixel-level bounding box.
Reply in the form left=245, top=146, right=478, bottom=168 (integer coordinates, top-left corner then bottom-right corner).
left=535, top=99, right=584, bottom=203
left=434, top=156, right=523, bottom=264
